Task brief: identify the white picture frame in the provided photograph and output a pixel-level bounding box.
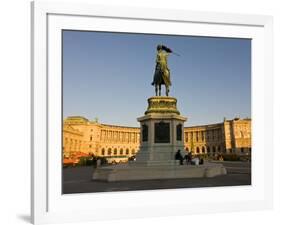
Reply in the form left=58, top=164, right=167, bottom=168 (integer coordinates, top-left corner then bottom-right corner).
left=31, top=1, right=273, bottom=224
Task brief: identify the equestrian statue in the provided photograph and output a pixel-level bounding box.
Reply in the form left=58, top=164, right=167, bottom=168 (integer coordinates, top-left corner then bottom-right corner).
left=151, top=44, right=179, bottom=96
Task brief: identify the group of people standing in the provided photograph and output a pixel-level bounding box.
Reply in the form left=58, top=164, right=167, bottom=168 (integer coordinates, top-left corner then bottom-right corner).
left=175, top=150, right=204, bottom=166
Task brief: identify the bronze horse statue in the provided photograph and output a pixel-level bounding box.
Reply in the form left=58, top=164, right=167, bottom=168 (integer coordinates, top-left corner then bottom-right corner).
left=151, top=45, right=173, bottom=96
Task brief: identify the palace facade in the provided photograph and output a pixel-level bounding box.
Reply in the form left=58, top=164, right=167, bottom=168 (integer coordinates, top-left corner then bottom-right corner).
left=184, top=118, right=251, bottom=156
left=63, top=116, right=140, bottom=163
left=63, top=116, right=251, bottom=163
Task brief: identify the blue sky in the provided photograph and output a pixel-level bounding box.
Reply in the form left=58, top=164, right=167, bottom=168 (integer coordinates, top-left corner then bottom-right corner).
left=63, top=30, right=251, bottom=127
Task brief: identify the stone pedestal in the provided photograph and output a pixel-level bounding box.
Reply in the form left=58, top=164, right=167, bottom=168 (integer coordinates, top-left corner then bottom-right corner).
left=92, top=96, right=227, bottom=182
left=135, top=96, right=187, bottom=166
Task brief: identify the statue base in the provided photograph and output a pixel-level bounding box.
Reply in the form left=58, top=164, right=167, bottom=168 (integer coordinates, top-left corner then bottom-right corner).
left=92, top=163, right=227, bottom=182
left=136, top=96, right=187, bottom=165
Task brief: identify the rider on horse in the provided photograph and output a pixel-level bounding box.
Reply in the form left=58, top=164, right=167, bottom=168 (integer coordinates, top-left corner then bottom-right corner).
left=151, top=44, right=172, bottom=96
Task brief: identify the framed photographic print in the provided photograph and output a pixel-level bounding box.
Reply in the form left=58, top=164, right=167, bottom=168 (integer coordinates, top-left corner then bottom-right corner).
left=31, top=1, right=273, bottom=224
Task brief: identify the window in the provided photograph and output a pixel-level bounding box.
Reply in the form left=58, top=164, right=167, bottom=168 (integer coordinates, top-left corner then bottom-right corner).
left=101, top=149, right=105, bottom=155
left=202, top=146, right=205, bottom=153
left=89, top=145, right=92, bottom=148
left=212, top=146, right=216, bottom=153
left=240, top=131, right=244, bottom=138
left=196, top=147, right=200, bottom=153
left=132, top=149, right=135, bottom=155
left=108, top=148, right=112, bottom=155
left=207, top=146, right=210, bottom=153
left=217, top=146, right=221, bottom=152
left=126, top=149, right=129, bottom=155
left=90, top=136, right=92, bottom=141
left=241, top=148, right=244, bottom=153
left=114, top=149, right=117, bottom=155
left=120, top=149, right=123, bottom=155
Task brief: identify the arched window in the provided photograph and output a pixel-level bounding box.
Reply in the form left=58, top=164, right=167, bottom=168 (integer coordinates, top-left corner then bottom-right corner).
left=120, top=149, right=123, bottom=155
left=185, top=147, right=189, bottom=152
left=202, top=146, right=205, bottom=153
left=101, top=149, right=105, bottom=155
left=90, top=136, right=93, bottom=141
left=132, top=149, right=135, bottom=155
left=196, top=147, right=200, bottom=154
left=212, top=146, right=216, bottom=153
left=114, top=148, right=117, bottom=155
left=240, top=131, right=244, bottom=138
left=108, top=148, right=112, bottom=155
left=126, top=149, right=129, bottom=155
left=207, top=146, right=210, bottom=153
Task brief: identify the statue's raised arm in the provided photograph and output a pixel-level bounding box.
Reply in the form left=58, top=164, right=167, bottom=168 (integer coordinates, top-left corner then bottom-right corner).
left=151, top=44, right=173, bottom=96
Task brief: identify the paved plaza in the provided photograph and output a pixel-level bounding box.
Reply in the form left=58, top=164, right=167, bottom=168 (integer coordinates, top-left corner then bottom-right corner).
left=63, top=161, right=251, bottom=194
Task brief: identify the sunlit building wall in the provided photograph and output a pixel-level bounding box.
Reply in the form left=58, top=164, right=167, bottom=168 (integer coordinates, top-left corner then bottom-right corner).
left=63, top=116, right=251, bottom=162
